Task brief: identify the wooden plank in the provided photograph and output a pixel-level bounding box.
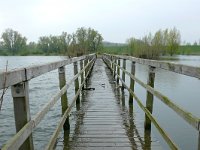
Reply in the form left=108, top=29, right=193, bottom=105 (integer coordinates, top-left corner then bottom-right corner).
left=74, top=62, right=80, bottom=104
left=11, top=82, right=34, bottom=150
left=104, top=53, right=200, bottom=79
left=0, top=68, right=25, bottom=90
left=58, top=66, right=70, bottom=130
left=129, top=61, right=135, bottom=104
left=45, top=58, right=95, bottom=150
left=111, top=58, right=200, bottom=131
left=122, top=59, right=126, bottom=90
left=65, top=59, right=161, bottom=150
left=1, top=56, right=95, bottom=150
left=145, top=66, right=155, bottom=130
left=104, top=57, right=178, bottom=150
left=0, top=54, right=95, bottom=90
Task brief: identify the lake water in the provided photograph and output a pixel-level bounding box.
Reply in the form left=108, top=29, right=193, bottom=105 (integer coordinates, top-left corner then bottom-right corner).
left=0, top=55, right=200, bottom=149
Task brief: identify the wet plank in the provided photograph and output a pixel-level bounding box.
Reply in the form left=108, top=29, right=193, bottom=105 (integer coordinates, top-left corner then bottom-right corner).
left=59, top=58, right=162, bottom=150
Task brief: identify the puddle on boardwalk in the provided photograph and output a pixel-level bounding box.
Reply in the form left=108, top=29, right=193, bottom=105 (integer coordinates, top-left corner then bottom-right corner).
left=55, top=58, right=162, bottom=150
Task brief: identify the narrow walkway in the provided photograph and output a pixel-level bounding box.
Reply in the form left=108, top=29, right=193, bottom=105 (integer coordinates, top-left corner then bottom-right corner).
left=64, top=58, right=161, bottom=150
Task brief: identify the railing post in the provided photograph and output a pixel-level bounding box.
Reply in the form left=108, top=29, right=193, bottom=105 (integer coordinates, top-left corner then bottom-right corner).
left=80, top=60, right=84, bottom=84
left=117, top=59, right=120, bottom=84
left=11, top=82, right=34, bottom=150
left=122, top=59, right=126, bottom=90
left=129, top=61, right=135, bottom=104
left=84, top=57, right=88, bottom=88
left=110, top=56, right=113, bottom=71
left=74, top=62, right=80, bottom=104
left=113, top=57, right=117, bottom=78
left=58, top=66, right=70, bottom=130
left=144, top=66, right=156, bottom=130
left=198, top=132, right=200, bottom=150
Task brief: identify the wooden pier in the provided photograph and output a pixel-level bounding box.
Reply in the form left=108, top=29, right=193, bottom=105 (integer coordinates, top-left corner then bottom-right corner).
left=63, top=58, right=161, bottom=149
left=0, top=54, right=200, bottom=150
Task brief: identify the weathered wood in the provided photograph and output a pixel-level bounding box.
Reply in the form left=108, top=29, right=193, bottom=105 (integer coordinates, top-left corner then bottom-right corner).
left=0, top=54, right=95, bottom=90
left=58, top=66, right=70, bottom=130
left=84, top=57, right=89, bottom=80
left=74, top=62, right=80, bottom=104
left=145, top=66, right=155, bottom=130
left=2, top=57, right=95, bottom=150
left=110, top=56, right=113, bottom=69
left=129, top=61, right=135, bottom=104
left=112, top=57, right=116, bottom=77
left=198, top=132, right=200, bottom=150
left=109, top=56, right=200, bottom=131
left=104, top=53, right=200, bottom=79
left=104, top=58, right=177, bottom=149
left=114, top=73, right=178, bottom=150
left=45, top=58, right=95, bottom=150
left=11, top=82, right=34, bottom=150
left=0, top=69, right=25, bottom=90
left=67, top=59, right=149, bottom=150
left=122, top=59, right=126, bottom=90
left=117, top=59, right=120, bottom=84
left=80, top=60, right=84, bottom=84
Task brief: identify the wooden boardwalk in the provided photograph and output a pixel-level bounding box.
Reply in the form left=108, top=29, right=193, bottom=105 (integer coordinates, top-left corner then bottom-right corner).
left=2, top=54, right=199, bottom=150
left=64, top=59, right=161, bottom=150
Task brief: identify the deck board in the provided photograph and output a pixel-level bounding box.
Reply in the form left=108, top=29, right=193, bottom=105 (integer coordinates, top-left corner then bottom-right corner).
left=57, top=58, right=162, bottom=150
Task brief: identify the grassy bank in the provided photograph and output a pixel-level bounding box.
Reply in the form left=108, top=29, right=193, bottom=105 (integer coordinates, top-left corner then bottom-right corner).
left=98, top=45, right=130, bottom=55
left=99, top=45, right=200, bottom=56
left=177, top=45, right=200, bottom=55
left=1, top=45, right=200, bottom=56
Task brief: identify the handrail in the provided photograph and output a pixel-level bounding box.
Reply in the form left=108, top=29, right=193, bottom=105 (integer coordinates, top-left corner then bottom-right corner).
left=1, top=54, right=96, bottom=150
left=0, top=53, right=95, bottom=89
left=103, top=56, right=178, bottom=149
left=112, top=60, right=200, bottom=131
left=45, top=58, right=95, bottom=149
left=104, top=53, right=200, bottom=79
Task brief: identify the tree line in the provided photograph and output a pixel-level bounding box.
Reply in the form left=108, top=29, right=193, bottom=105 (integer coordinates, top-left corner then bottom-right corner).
left=0, top=27, right=103, bottom=56
left=127, top=27, right=181, bottom=59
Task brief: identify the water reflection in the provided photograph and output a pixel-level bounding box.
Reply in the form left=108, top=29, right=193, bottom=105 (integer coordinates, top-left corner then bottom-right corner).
left=63, top=129, right=70, bottom=150
left=198, top=132, right=200, bottom=150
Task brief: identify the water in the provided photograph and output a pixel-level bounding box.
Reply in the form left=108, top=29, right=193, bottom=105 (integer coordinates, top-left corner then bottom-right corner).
left=0, top=55, right=200, bottom=149
left=0, top=56, right=78, bottom=149
left=124, top=55, right=200, bottom=150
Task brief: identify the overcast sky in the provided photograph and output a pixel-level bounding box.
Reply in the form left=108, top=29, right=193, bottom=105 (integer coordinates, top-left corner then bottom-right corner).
left=0, top=0, right=199, bottom=43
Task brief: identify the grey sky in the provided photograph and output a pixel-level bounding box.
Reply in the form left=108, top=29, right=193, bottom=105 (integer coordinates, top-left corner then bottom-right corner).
left=0, top=0, right=199, bottom=43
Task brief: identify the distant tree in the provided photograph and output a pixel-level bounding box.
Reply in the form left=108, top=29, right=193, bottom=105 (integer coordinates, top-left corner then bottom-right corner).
left=38, top=32, right=72, bottom=55
left=59, top=32, right=71, bottom=54
left=69, top=27, right=103, bottom=56
left=186, top=42, right=191, bottom=46
left=1, top=28, right=27, bottom=55
left=127, top=27, right=181, bottom=59
left=87, top=28, right=103, bottom=52
left=38, top=36, right=50, bottom=54
left=152, top=30, right=164, bottom=57
left=193, top=41, right=198, bottom=46
left=27, top=42, right=37, bottom=50
left=166, top=27, right=181, bottom=56
left=76, top=27, right=87, bottom=55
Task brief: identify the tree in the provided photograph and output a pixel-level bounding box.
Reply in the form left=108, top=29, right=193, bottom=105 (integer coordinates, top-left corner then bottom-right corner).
left=1, top=28, right=27, bottom=55
left=38, top=36, right=50, bottom=54
left=167, top=27, right=181, bottom=56
left=87, top=28, right=103, bottom=52
left=69, top=27, right=103, bottom=56
left=127, top=27, right=181, bottom=59
left=59, top=32, right=71, bottom=54
left=76, top=27, right=87, bottom=55
left=193, top=41, right=198, bottom=46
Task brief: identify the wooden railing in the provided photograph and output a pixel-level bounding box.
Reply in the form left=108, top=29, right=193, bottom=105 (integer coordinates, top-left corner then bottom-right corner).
left=103, top=53, right=200, bottom=150
left=0, top=54, right=96, bottom=150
